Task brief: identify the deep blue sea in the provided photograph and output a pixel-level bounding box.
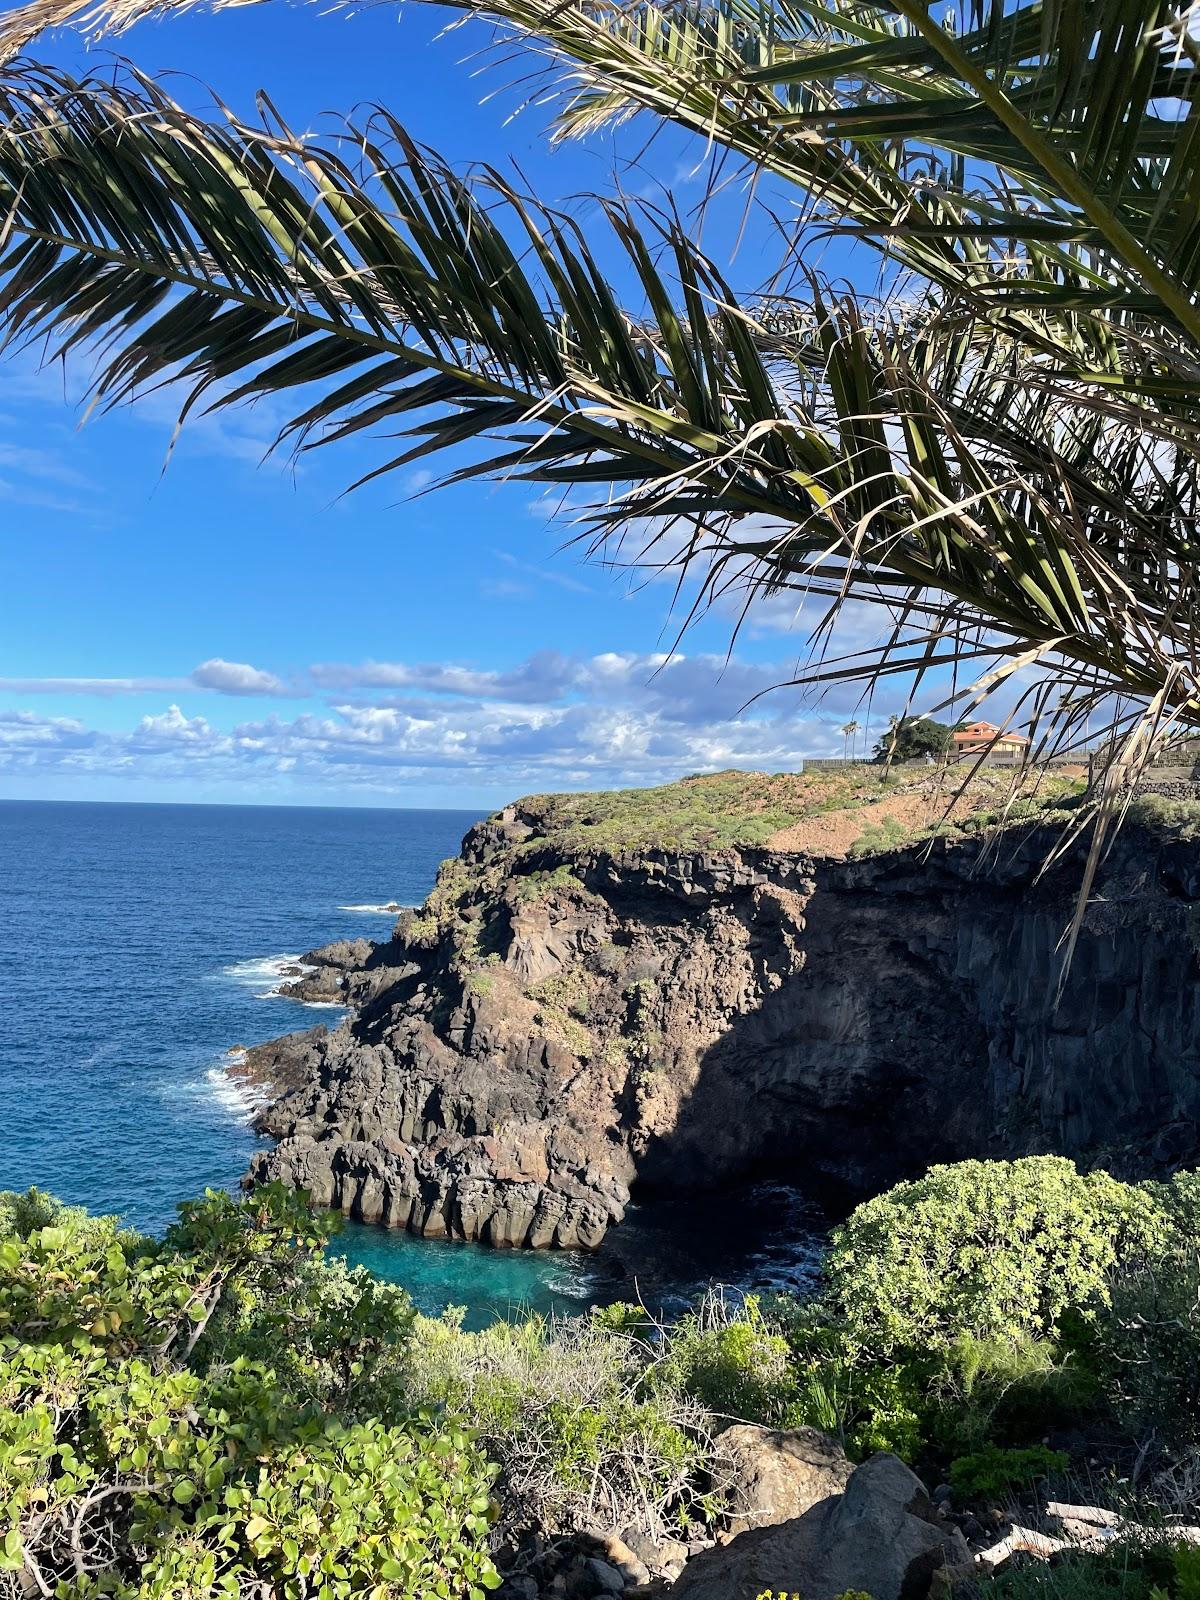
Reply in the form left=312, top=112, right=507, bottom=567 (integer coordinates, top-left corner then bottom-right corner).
left=0, top=800, right=822, bottom=1326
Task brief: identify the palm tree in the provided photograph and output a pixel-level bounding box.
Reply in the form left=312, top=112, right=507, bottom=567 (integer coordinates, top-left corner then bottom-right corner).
left=1, top=0, right=1200, bottom=766
left=841, top=721, right=860, bottom=761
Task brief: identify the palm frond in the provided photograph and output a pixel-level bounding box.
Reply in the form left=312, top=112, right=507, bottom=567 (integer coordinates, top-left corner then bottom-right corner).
left=1, top=62, right=1198, bottom=759
left=16, top=0, right=1200, bottom=402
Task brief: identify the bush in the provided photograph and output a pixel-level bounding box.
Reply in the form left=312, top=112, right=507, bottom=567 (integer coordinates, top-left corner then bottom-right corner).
left=649, top=1292, right=798, bottom=1426
left=1086, top=1250, right=1200, bottom=1450
left=979, top=1539, right=1200, bottom=1600
left=0, top=1186, right=500, bottom=1599
left=750, top=1300, right=949, bottom=1466
left=948, top=1443, right=1068, bottom=1501
left=847, top=815, right=912, bottom=858
left=825, top=1157, right=1167, bottom=1354
left=404, top=1308, right=714, bottom=1539
left=923, top=1331, right=1098, bottom=1453
left=980, top=1549, right=1157, bottom=1600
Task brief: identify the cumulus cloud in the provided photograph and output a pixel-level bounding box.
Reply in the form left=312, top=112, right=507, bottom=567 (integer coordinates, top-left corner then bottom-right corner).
left=0, top=650, right=858, bottom=797
left=0, top=637, right=949, bottom=799
left=189, top=658, right=289, bottom=697
left=313, top=648, right=873, bottom=721
left=132, top=705, right=219, bottom=747
left=0, top=709, right=89, bottom=742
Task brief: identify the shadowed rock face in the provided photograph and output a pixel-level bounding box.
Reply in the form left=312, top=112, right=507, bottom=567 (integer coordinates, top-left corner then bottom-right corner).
left=241, top=801, right=1200, bottom=1248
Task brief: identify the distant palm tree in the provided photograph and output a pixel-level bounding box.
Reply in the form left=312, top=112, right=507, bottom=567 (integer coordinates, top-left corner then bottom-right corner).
left=0, top=0, right=1198, bottom=766
left=841, top=721, right=861, bottom=761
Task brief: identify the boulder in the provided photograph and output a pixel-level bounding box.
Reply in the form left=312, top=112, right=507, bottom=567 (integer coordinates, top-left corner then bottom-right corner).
left=670, top=1453, right=971, bottom=1600
left=594, top=1535, right=650, bottom=1586
left=583, top=1559, right=625, bottom=1594
left=716, top=1424, right=853, bottom=1534
left=615, top=1529, right=686, bottom=1581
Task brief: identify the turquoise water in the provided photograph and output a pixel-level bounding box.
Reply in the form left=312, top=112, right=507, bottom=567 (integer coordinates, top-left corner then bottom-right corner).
left=1, top=799, right=823, bottom=1327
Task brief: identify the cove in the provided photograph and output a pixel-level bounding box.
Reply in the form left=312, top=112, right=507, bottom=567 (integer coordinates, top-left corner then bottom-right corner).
left=0, top=798, right=823, bottom=1326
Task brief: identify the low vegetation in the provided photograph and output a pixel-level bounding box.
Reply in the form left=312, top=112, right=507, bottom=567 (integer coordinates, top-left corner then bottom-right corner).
left=513, top=766, right=1093, bottom=859
left=1127, top=793, right=1200, bottom=842
left=0, top=1186, right=500, bottom=1599
left=514, top=769, right=916, bottom=854
left=847, top=780, right=1088, bottom=859
left=9, top=1156, right=1200, bottom=1595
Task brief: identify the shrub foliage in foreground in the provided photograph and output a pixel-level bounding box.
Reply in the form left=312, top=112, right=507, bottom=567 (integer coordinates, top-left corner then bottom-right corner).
left=0, top=1186, right=500, bottom=1600
left=6, top=1153, right=1200, bottom=1600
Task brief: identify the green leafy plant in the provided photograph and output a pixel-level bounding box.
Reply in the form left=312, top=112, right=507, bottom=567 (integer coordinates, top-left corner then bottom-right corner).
left=981, top=1549, right=1157, bottom=1600
left=847, top=815, right=913, bottom=859
left=0, top=1186, right=501, bottom=1598
left=948, top=1443, right=1068, bottom=1502
left=826, top=1157, right=1167, bottom=1354
left=403, top=1307, right=714, bottom=1538
left=649, top=1293, right=799, bottom=1426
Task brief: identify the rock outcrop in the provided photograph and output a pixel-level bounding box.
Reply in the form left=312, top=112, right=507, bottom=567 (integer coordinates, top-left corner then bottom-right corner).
left=241, top=788, right=1200, bottom=1248
left=715, top=1424, right=855, bottom=1535
left=276, top=940, right=373, bottom=1004
left=669, top=1453, right=970, bottom=1600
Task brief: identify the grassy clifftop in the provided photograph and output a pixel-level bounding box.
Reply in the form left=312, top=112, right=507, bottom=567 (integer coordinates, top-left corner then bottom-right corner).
left=510, top=764, right=1085, bottom=857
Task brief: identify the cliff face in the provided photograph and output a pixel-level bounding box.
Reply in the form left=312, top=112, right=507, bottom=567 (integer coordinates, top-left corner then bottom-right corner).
left=243, top=795, right=1200, bottom=1249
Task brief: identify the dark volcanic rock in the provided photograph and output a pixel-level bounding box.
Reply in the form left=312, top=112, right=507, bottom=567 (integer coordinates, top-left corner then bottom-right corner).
left=275, top=939, right=373, bottom=1003
left=669, top=1453, right=970, bottom=1600
left=243, top=800, right=1200, bottom=1248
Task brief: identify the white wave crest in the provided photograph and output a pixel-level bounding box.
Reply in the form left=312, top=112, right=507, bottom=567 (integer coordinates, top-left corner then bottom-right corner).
left=337, top=902, right=409, bottom=915
left=204, top=1065, right=266, bottom=1124
left=220, top=953, right=315, bottom=999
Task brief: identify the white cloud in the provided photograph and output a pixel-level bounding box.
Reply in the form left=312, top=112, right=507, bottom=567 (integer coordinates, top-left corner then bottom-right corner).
left=0, top=709, right=88, bottom=743
left=190, top=658, right=289, bottom=697
left=0, top=651, right=856, bottom=795
left=133, top=705, right=222, bottom=748
left=1, top=635, right=963, bottom=799
left=0, top=676, right=187, bottom=696
left=0, top=660, right=295, bottom=698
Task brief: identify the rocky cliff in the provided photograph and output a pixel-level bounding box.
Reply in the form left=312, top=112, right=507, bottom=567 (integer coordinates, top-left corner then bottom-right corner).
left=240, top=774, right=1200, bottom=1248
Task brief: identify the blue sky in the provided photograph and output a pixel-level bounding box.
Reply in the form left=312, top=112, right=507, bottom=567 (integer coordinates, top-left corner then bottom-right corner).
left=0, top=1, right=905, bottom=808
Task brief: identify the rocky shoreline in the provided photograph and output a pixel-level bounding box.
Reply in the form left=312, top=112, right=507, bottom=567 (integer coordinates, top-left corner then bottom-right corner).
left=232, top=780, right=1200, bottom=1252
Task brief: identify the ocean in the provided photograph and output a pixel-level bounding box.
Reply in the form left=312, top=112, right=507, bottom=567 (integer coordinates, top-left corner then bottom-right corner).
left=0, top=799, right=822, bottom=1326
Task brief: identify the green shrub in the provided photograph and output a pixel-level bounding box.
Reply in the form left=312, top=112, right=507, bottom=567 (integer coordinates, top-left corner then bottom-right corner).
left=729, top=1299, right=928, bottom=1465
left=924, top=1331, right=1099, bottom=1452
left=649, top=1293, right=798, bottom=1425
left=847, top=815, right=912, bottom=858
left=1086, top=1251, right=1200, bottom=1449
left=1164, top=1542, right=1200, bottom=1600
left=404, top=1308, right=713, bottom=1538
left=0, top=1186, right=500, bottom=1599
left=948, top=1443, right=1068, bottom=1501
left=978, top=1538, right=1200, bottom=1600
left=826, top=1157, right=1167, bottom=1354
left=980, top=1548, right=1157, bottom=1600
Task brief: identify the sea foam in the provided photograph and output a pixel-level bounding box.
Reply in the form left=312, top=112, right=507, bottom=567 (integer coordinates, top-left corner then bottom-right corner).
left=204, top=1061, right=266, bottom=1123
left=337, top=902, right=409, bottom=915
left=220, top=953, right=313, bottom=999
